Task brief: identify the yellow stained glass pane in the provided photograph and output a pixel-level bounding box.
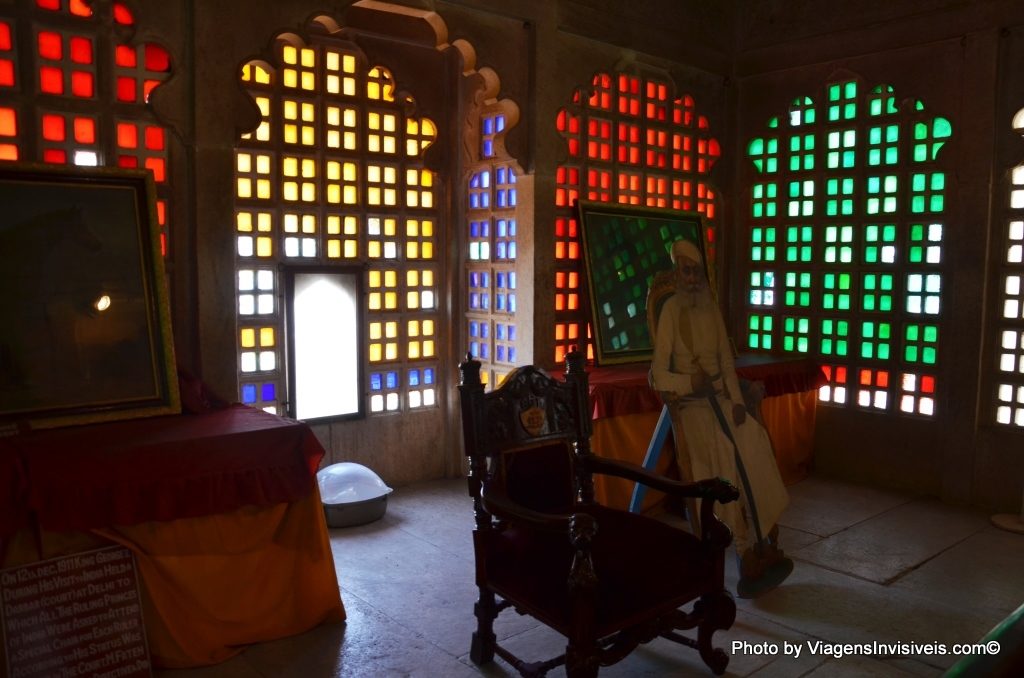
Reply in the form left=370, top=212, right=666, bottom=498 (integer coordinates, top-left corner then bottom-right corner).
left=368, top=82, right=380, bottom=100
left=255, top=66, right=270, bottom=85
left=423, top=270, right=434, bottom=285
left=385, top=322, right=397, bottom=338
left=301, top=103, right=314, bottom=121
left=422, top=192, right=433, bottom=208
left=301, top=72, right=315, bottom=90
left=326, top=162, right=340, bottom=180
left=406, top=220, right=419, bottom=236
left=384, top=189, right=396, bottom=205
left=260, top=327, right=275, bottom=346
left=368, top=188, right=381, bottom=205
left=256, top=237, right=272, bottom=257
left=369, top=323, right=382, bottom=340
left=384, top=167, right=397, bottom=183
left=284, top=100, right=297, bottom=119
left=344, top=241, right=357, bottom=257
left=343, top=78, right=356, bottom=96
left=343, top=109, right=357, bottom=127
left=256, top=97, right=270, bottom=115
left=301, top=159, right=316, bottom=176
left=300, top=48, right=315, bottom=68
left=326, top=51, right=339, bottom=71
left=407, top=242, right=419, bottom=258
left=385, top=343, right=398, bottom=360
left=284, top=126, right=298, bottom=144
left=385, top=292, right=397, bottom=308
left=326, top=216, right=340, bottom=234
left=344, top=217, right=357, bottom=234
left=343, top=54, right=356, bottom=73
left=422, top=242, right=434, bottom=258
left=423, top=320, right=435, bottom=335
left=368, top=165, right=381, bottom=182
left=423, top=340, right=435, bottom=357
left=368, top=112, right=380, bottom=130
left=282, top=45, right=297, bottom=64
left=344, top=163, right=358, bottom=180
left=421, top=220, right=434, bottom=236
left=326, top=74, right=340, bottom=94
left=283, top=183, right=298, bottom=201
left=369, top=344, right=382, bottom=361
left=407, top=270, right=419, bottom=286
left=237, top=178, right=252, bottom=198
left=256, top=155, right=271, bottom=174
left=327, top=240, right=341, bottom=258
left=241, top=328, right=255, bottom=347
left=302, top=127, right=315, bottom=145
left=256, top=180, right=270, bottom=199
left=408, top=342, right=421, bottom=359
left=422, top=119, right=436, bottom=137
left=368, top=241, right=381, bottom=258
left=384, top=270, right=397, bottom=287
left=256, top=123, right=270, bottom=142
left=283, top=157, right=298, bottom=176
left=408, top=320, right=420, bottom=336
left=406, top=169, right=418, bottom=186
left=342, top=186, right=357, bottom=204
left=301, top=184, right=315, bottom=201
left=327, top=185, right=341, bottom=203
left=257, top=213, right=272, bottom=231
left=406, top=140, right=418, bottom=155
left=383, top=137, right=396, bottom=154
left=369, top=292, right=382, bottom=309
left=368, top=136, right=381, bottom=153
left=237, top=212, right=253, bottom=232
left=407, top=291, right=420, bottom=308
left=327, top=130, right=341, bottom=148
left=383, top=115, right=395, bottom=132
left=283, top=69, right=297, bottom=88
left=407, top=119, right=419, bottom=134
left=421, top=172, right=433, bottom=187
left=237, top=153, right=252, bottom=172
left=302, top=215, right=316, bottom=233
left=406, top=191, right=418, bottom=207
left=385, top=219, right=397, bottom=235
left=368, top=270, right=381, bottom=287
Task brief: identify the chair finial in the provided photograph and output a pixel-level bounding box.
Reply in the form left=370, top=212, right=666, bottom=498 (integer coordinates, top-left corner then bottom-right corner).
left=459, top=352, right=482, bottom=386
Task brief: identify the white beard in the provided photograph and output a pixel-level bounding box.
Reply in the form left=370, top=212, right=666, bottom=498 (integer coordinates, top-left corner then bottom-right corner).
left=679, top=285, right=715, bottom=311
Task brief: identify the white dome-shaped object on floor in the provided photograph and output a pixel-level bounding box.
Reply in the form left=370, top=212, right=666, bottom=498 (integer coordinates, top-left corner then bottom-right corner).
left=317, top=462, right=393, bottom=527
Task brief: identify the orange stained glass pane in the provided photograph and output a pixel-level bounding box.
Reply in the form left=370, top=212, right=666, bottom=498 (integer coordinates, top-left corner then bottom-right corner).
left=0, top=108, right=15, bottom=136
left=116, top=122, right=137, bottom=148
left=145, top=44, right=170, bottom=72
left=143, top=79, right=160, bottom=101
left=859, top=369, right=872, bottom=386
left=145, top=157, right=166, bottom=182
left=70, top=71, right=93, bottom=97
left=69, top=0, right=92, bottom=17
left=38, top=32, right=62, bottom=60
left=115, top=45, right=136, bottom=68
left=113, top=2, right=134, bottom=25
left=145, top=126, right=165, bottom=150
left=0, top=22, right=12, bottom=50
left=69, top=36, right=92, bottom=64
left=73, top=116, right=95, bottom=143
left=42, top=114, right=65, bottom=141
left=877, top=371, right=890, bottom=388
left=0, top=143, right=18, bottom=160
left=0, top=61, right=13, bottom=88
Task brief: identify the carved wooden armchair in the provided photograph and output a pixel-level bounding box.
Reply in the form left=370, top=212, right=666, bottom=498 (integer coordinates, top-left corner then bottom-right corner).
left=458, top=350, right=740, bottom=677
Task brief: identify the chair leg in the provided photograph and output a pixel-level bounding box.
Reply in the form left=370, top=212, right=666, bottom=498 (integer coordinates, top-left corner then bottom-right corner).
left=565, top=642, right=599, bottom=678
left=470, top=588, right=497, bottom=665
left=696, top=589, right=736, bottom=676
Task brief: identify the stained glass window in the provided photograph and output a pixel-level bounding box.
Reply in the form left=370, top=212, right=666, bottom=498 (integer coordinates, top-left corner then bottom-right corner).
left=236, top=37, right=439, bottom=415
left=555, top=73, right=720, bottom=363
left=745, top=79, right=951, bottom=417
left=994, top=109, right=1024, bottom=427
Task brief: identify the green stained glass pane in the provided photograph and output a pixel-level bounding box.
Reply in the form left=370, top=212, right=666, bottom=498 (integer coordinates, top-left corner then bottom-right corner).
left=823, top=295, right=835, bottom=310
left=880, top=324, right=891, bottom=339
left=870, top=99, right=881, bottom=116
left=765, top=317, right=773, bottom=330
left=887, top=126, right=899, bottom=142
left=912, top=196, right=925, bottom=213
left=749, top=334, right=759, bottom=348
left=881, top=296, right=892, bottom=311
left=768, top=139, right=778, bottom=153
left=829, top=84, right=842, bottom=101
left=885, top=176, right=898, bottom=192
left=915, top=100, right=924, bottom=111
left=767, top=158, right=778, bottom=172
left=866, top=248, right=878, bottom=263
left=749, top=316, right=759, bottom=330
left=934, top=117, right=952, bottom=138
left=862, top=344, right=873, bottom=359
left=878, top=345, right=890, bottom=360
left=845, top=81, right=857, bottom=98
left=784, top=317, right=795, bottom=331
left=753, top=159, right=764, bottom=172
left=749, top=139, right=764, bottom=155
left=881, top=276, right=893, bottom=290
left=863, top=322, right=875, bottom=337
left=753, top=204, right=763, bottom=218
left=906, top=346, right=918, bottom=362
left=752, top=247, right=762, bottom=261
left=786, top=291, right=795, bottom=304
left=802, top=247, right=812, bottom=262
left=767, top=204, right=777, bottom=217
left=869, top=127, right=882, bottom=143
left=837, top=341, right=847, bottom=356
left=869, top=149, right=881, bottom=166
left=823, top=319, right=834, bottom=333
left=914, top=145, right=928, bottom=162
left=909, top=246, right=923, bottom=263
left=931, top=173, right=945, bottom=189
left=764, top=336, right=773, bottom=349
left=798, top=338, right=809, bottom=352
left=864, top=274, right=876, bottom=290
left=924, top=326, right=938, bottom=342
left=868, top=177, right=880, bottom=192
left=864, top=296, right=876, bottom=311
left=801, top=272, right=811, bottom=286
left=768, top=117, right=779, bottom=128
left=790, top=157, right=801, bottom=171
left=805, top=109, right=815, bottom=124
left=911, top=224, right=924, bottom=240
left=906, top=325, right=919, bottom=341
left=866, top=225, right=878, bottom=241
left=839, top=296, right=850, bottom=310
left=884, top=197, right=897, bottom=212
left=912, top=174, right=926, bottom=191
left=839, top=273, right=851, bottom=288
left=752, top=229, right=763, bottom=243
left=931, top=141, right=945, bottom=158
left=843, top=151, right=855, bottom=167
left=841, top=225, right=853, bottom=239
left=914, top=122, right=927, bottom=140
left=838, top=321, right=848, bottom=333
left=784, top=337, right=794, bottom=351
left=800, top=291, right=810, bottom=305
left=845, top=103, right=856, bottom=118
left=822, top=338, right=833, bottom=353
left=923, top=347, right=936, bottom=363
left=766, top=246, right=776, bottom=260
left=883, top=225, right=896, bottom=240
left=885, top=147, right=898, bottom=164
left=799, top=318, right=809, bottom=332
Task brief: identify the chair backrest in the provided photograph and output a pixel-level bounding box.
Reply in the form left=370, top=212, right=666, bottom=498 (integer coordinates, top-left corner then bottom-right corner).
left=646, top=268, right=679, bottom=341
left=459, top=351, right=591, bottom=514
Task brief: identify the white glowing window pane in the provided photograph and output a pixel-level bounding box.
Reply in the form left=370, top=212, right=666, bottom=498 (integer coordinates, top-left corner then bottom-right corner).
left=1009, top=245, right=1023, bottom=264
left=764, top=291, right=775, bottom=305
left=1018, top=386, right=1024, bottom=403
left=423, top=389, right=435, bottom=406
left=1003, top=331, right=1018, bottom=349
left=1007, top=276, right=1021, bottom=296
left=239, top=295, right=255, bottom=315
left=258, top=294, right=274, bottom=314
left=1017, top=409, right=1024, bottom=426
left=421, top=291, right=435, bottom=309
left=480, top=243, right=490, bottom=259
left=925, top=275, right=941, bottom=293
left=834, top=387, right=846, bottom=404
left=257, top=270, right=274, bottom=290
left=285, top=238, right=299, bottom=257
left=924, top=297, right=940, bottom=314
left=902, top=373, right=917, bottom=391
left=1011, top=221, right=1024, bottom=240
left=289, top=270, right=361, bottom=420
left=1005, top=300, right=1020, bottom=319
left=928, top=223, right=943, bottom=241
left=384, top=242, right=397, bottom=258
left=239, top=270, right=255, bottom=290
left=919, top=398, right=934, bottom=416
left=819, top=385, right=832, bottom=401
left=907, top=297, right=922, bottom=314
left=858, top=390, right=871, bottom=407
left=241, top=352, right=257, bottom=372
left=900, top=395, right=915, bottom=413
left=302, top=239, right=317, bottom=257
left=409, top=390, right=422, bottom=408
left=882, top=246, right=896, bottom=263
left=1012, top=190, right=1024, bottom=209
left=74, top=150, right=98, bottom=166
left=263, top=405, right=278, bottom=414
left=469, top=243, right=481, bottom=260
left=386, top=393, right=399, bottom=410
left=1014, top=166, right=1024, bottom=186
left=371, top=395, right=384, bottom=412
left=874, top=391, right=887, bottom=409
left=238, top=237, right=254, bottom=257
left=259, top=351, right=276, bottom=371
left=1000, top=354, right=1015, bottom=371
left=751, top=290, right=763, bottom=305
left=907, top=275, right=923, bottom=292
left=998, top=384, right=1013, bottom=402
left=997, top=406, right=1011, bottom=424
left=927, top=247, right=941, bottom=263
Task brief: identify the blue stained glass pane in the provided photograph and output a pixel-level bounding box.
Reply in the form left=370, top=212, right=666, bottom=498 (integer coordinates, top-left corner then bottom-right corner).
left=470, top=222, right=480, bottom=237
left=480, top=344, right=489, bottom=359
left=481, top=323, right=490, bottom=338
left=508, top=347, right=516, bottom=362
left=508, top=168, right=516, bottom=183
left=496, top=294, right=506, bottom=311
left=509, top=189, right=517, bottom=206
left=424, top=368, right=434, bottom=384
left=508, top=325, right=516, bottom=340
left=496, top=115, right=505, bottom=131
left=496, top=324, right=506, bottom=340
left=261, top=383, right=276, bottom=401
left=470, top=194, right=480, bottom=209
left=370, top=373, right=382, bottom=391
left=508, top=273, right=516, bottom=288
left=508, top=243, right=516, bottom=259
left=496, top=272, right=506, bottom=288
left=508, top=220, right=516, bottom=235
left=386, top=371, right=398, bottom=389
left=496, top=167, right=506, bottom=183
left=483, top=117, right=494, bottom=135
left=242, top=384, right=257, bottom=404
left=482, top=140, right=493, bottom=157
left=497, top=346, right=506, bottom=361
left=509, top=294, right=516, bottom=312
left=469, top=272, right=479, bottom=287
left=497, top=190, right=507, bottom=207
left=470, top=341, right=480, bottom=357
left=470, top=174, right=481, bottom=188
left=409, top=369, right=420, bottom=386
left=470, top=321, right=479, bottom=337
left=482, top=272, right=490, bottom=286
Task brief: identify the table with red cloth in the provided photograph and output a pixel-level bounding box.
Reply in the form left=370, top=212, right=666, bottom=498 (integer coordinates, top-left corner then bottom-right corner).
left=587, top=355, right=827, bottom=511
left=0, top=404, right=345, bottom=668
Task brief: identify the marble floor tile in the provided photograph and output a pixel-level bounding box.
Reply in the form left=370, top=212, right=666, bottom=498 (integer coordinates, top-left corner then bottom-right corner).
left=778, top=476, right=914, bottom=538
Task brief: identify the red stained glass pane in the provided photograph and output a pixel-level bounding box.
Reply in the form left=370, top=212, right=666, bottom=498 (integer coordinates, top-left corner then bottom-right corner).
left=36, top=0, right=60, bottom=11
left=38, top=32, right=62, bottom=60
left=159, top=232, right=166, bottom=257
left=0, top=144, right=17, bottom=160
left=0, top=22, right=11, bottom=50
left=836, top=366, right=847, bottom=382
left=156, top=200, right=166, bottom=225
left=71, top=70, right=93, bottom=97
left=0, top=61, right=14, bottom=88
left=117, top=77, right=136, bottom=102
left=69, top=0, right=93, bottom=16
left=117, top=122, right=137, bottom=148
left=142, top=79, right=159, bottom=101
left=0, top=107, right=16, bottom=136
left=145, top=156, right=166, bottom=182
left=145, top=126, right=165, bottom=150
left=113, top=3, right=134, bottom=25
left=69, top=37, right=92, bottom=64
left=921, top=375, right=935, bottom=393
left=877, top=371, right=890, bottom=388
left=118, top=155, right=138, bottom=168
left=42, top=113, right=65, bottom=141
left=115, top=45, right=137, bottom=68
left=144, top=44, right=170, bottom=72
left=859, top=369, right=872, bottom=386
left=40, top=66, right=63, bottom=93
left=74, top=116, right=94, bottom=143
left=43, top=148, right=66, bottom=163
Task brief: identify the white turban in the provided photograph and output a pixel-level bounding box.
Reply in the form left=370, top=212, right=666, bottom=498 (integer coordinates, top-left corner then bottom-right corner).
left=670, top=239, right=703, bottom=266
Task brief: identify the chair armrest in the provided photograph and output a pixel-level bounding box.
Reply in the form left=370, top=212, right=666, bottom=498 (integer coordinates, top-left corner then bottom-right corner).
left=479, top=484, right=597, bottom=546
left=586, top=455, right=740, bottom=505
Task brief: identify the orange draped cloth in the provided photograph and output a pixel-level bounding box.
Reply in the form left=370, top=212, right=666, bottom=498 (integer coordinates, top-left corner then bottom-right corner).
left=0, top=405, right=345, bottom=668
left=587, top=357, right=826, bottom=510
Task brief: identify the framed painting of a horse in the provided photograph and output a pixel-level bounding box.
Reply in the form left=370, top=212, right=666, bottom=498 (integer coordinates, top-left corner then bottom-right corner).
left=0, top=164, right=179, bottom=431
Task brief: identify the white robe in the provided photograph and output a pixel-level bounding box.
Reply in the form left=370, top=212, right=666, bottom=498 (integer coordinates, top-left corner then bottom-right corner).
left=650, top=292, right=789, bottom=551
